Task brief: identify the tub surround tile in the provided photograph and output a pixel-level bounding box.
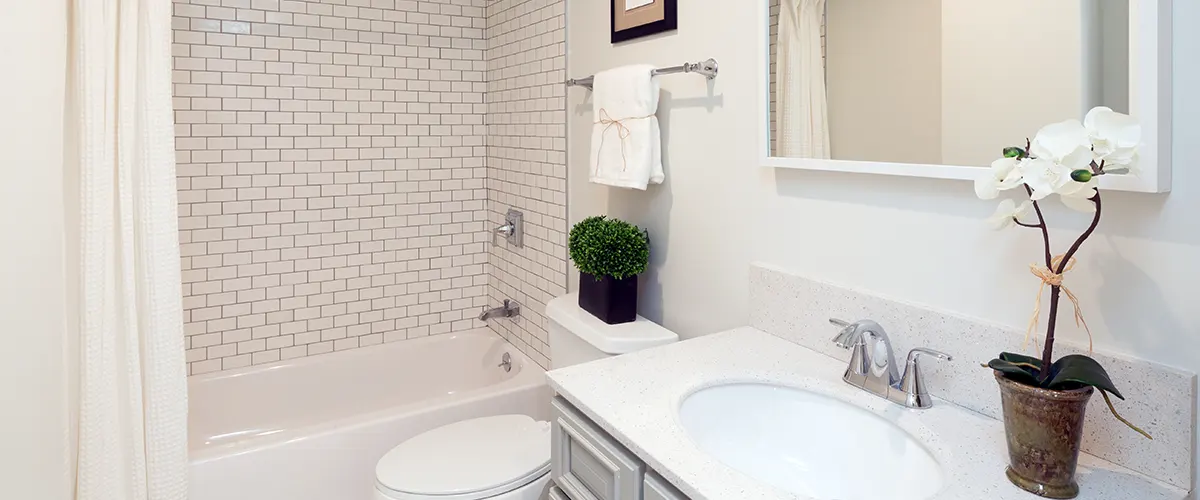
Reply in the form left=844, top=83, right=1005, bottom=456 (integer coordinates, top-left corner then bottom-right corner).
left=172, top=0, right=533, bottom=374
left=747, top=263, right=1196, bottom=491
left=483, top=0, right=567, bottom=369
left=547, top=329, right=1187, bottom=500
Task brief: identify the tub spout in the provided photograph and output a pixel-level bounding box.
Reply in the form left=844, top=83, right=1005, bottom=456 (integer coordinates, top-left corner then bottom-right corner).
left=479, top=299, right=520, bottom=321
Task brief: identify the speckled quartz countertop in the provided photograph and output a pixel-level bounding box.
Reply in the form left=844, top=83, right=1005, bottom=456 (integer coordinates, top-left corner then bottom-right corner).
left=545, top=328, right=1188, bottom=500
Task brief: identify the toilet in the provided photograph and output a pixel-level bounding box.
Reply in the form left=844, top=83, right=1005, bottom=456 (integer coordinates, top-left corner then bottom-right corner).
left=373, top=293, right=679, bottom=500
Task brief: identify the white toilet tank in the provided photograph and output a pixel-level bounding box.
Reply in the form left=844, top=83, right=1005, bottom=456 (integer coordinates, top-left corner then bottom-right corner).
left=546, top=293, right=679, bottom=369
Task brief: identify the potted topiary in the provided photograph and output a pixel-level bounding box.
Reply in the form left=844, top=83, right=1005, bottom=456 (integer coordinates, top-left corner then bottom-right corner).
left=568, top=216, right=650, bottom=325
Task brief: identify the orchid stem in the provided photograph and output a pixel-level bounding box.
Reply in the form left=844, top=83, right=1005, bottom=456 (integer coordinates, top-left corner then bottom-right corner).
left=1022, top=185, right=1053, bottom=270
left=1039, top=191, right=1103, bottom=375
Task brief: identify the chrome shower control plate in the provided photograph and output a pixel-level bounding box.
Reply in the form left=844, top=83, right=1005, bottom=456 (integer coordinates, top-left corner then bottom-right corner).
left=497, top=209, right=523, bottom=248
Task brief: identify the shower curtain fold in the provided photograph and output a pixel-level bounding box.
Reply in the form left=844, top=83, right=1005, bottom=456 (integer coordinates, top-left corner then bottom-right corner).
left=70, top=0, right=189, bottom=499
left=776, top=0, right=831, bottom=159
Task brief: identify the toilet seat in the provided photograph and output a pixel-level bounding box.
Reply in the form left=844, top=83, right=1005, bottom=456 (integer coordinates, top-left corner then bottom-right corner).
left=375, top=415, right=551, bottom=500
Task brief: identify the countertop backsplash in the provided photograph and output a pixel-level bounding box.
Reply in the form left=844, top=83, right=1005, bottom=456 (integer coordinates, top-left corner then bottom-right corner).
left=747, top=263, right=1196, bottom=491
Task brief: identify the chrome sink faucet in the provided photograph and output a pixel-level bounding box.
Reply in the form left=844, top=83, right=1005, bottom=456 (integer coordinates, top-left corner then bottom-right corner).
left=829, top=318, right=952, bottom=409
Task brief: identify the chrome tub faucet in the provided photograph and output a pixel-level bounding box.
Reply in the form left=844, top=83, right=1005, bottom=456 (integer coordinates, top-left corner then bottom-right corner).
left=479, top=299, right=521, bottom=321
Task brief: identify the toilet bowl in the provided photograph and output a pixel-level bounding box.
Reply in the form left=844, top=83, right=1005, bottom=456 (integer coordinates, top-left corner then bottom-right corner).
left=374, top=415, right=552, bottom=500
left=374, top=293, right=679, bottom=499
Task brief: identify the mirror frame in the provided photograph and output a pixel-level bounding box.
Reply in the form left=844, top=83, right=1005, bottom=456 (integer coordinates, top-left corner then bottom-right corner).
left=758, top=0, right=1173, bottom=193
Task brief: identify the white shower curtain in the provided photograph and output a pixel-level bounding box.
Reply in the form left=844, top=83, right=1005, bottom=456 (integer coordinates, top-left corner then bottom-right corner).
left=71, top=0, right=189, bottom=499
left=776, top=0, right=831, bottom=159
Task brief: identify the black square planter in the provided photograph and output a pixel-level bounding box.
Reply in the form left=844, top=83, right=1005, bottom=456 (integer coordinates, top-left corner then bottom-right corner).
left=578, top=272, right=638, bottom=325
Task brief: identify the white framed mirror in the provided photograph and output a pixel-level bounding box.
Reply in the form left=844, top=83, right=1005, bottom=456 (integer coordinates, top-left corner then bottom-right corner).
left=758, top=0, right=1172, bottom=193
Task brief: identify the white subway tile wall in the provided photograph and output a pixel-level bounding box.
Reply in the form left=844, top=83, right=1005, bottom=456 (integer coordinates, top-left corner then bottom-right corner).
left=484, top=0, right=567, bottom=369
left=172, top=0, right=500, bottom=375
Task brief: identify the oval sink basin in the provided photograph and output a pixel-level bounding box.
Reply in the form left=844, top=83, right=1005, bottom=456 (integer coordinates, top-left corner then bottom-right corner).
left=679, top=383, right=943, bottom=500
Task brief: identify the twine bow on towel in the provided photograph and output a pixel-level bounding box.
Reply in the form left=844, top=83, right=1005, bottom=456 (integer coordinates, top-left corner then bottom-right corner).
left=594, top=108, right=654, bottom=175
left=1025, top=254, right=1094, bottom=352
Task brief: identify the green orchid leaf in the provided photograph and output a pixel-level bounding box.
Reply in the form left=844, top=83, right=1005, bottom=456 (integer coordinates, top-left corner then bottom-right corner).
left=988, top=358, right=1041, bottom=386
left=999, top=352, right=1044, bottom=370
left=1046, top=355, right=1125, bottom=400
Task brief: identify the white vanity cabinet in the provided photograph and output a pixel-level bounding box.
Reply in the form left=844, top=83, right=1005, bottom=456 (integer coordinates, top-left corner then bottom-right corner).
left=550, top=397, right=688, bottom=500
left=642, top=472, right=687, bottom=500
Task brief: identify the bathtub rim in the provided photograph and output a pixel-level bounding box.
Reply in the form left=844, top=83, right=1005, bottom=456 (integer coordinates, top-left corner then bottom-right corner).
left=188, top=329, right=547, bottom=462
left=188, top=329, right=534, bottom=385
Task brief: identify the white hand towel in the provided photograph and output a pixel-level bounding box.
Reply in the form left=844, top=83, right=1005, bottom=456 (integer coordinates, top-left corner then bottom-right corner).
left=590, top=65, right=664, bottom=190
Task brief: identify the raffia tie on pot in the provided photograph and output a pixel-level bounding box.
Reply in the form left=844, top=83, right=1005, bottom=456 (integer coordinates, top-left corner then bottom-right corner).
left=1026, top=254, right=1093, bottom=353
left=594, top=108, right=654, bottom=175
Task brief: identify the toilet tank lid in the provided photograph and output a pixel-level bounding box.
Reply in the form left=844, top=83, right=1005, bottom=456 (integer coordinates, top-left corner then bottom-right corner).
left=547, top=293, right=679, bottom=354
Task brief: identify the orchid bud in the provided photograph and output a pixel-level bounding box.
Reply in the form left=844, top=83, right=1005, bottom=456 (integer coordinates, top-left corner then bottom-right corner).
left=1003, top=147, right=1025, bottom=159
left=1070, top=169, right=1093, bottom=182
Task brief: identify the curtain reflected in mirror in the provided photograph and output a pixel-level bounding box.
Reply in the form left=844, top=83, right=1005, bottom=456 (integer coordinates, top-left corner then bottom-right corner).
left=775, top=0, right=830, bottom=159
left=768, top=0, right=1132, bottom=168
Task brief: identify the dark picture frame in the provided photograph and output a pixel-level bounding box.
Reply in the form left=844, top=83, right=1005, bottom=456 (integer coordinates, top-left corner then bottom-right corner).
left=611, top=0, right=678, bottom=44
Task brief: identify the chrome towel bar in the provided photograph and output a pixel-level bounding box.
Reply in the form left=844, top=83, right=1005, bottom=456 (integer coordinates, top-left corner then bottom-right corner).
left=565, top=58, right=719, bottom=90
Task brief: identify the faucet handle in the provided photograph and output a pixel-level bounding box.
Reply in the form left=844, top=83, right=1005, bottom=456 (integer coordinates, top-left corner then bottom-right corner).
left=907, top=347, right=952, bottom=363
left=829, top=318, right=855, bottom=348
left=900, top=348, right=953, bottom=409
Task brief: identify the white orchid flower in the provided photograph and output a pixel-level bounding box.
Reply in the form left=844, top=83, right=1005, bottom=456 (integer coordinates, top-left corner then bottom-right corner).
left=1084, top=106, right=1141, bottom=174
left=1017, top=157, right=1075, bottom=201
left=975, top=157, right=1024, bottom=200
left=987, top=198, right=1033, bottom=230
left=1022, top=120, right=1094, bottom=200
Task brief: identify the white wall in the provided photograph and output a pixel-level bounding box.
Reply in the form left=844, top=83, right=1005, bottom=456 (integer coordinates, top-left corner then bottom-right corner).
left=0, top=1, right=74, bottom=499
left=567, top=0, right=1200, bottom=484
left=567, top=0, right=760, bottom=337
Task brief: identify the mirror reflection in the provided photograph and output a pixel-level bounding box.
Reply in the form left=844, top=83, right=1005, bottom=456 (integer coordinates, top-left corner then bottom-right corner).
left=768, top=0, right=1131, bottom=167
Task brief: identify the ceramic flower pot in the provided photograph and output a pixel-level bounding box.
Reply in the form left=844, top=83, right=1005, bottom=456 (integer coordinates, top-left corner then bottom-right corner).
left=578, top=272, right=637, bottom=325
left=994, top=371, right=1094, bottom=499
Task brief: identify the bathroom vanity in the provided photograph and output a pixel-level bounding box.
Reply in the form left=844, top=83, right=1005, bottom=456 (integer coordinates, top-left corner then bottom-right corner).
left=550, top=397, right=686, bottom=500
left=545, top=328, right=1189, bottom=500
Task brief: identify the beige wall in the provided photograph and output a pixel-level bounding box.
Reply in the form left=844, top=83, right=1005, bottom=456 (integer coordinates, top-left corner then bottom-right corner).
left=825, top=0, right=941, bottom=164
left=940, top=0, right=1088, bottom=166
left=1100, top=0, right=1131, bottom=114
left=793, top=0, right=1112, bottom=167
left=568, top=0, right=1200, bottom=480
left=0, top=1, right=74, bottom=498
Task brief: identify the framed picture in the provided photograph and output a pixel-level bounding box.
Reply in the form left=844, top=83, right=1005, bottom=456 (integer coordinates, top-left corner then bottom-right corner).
left=611, top=0, right=678, bottom=44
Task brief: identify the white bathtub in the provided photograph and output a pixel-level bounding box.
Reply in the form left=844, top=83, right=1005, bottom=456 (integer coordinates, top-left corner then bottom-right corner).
left=188, top=330, right=551, bottom=500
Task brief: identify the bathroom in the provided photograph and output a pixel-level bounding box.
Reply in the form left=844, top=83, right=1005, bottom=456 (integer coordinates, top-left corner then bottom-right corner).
left=3, top=0, right=1198, bottom=499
